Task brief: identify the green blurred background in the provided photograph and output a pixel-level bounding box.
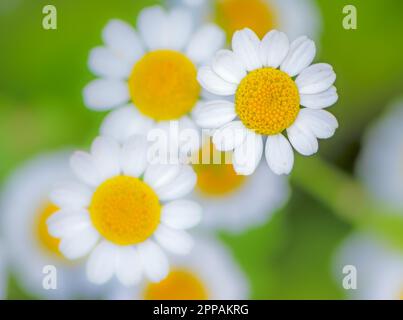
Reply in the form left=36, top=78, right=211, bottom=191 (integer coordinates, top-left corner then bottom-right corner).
left=1, top=0, right=403, bottom=299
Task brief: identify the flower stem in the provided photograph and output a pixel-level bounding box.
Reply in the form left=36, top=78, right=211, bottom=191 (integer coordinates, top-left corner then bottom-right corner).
left=291, top=155, right=403, bottom=249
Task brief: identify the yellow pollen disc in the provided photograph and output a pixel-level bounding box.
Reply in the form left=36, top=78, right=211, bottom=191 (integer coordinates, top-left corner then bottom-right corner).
left=193, top=140, right=245, bottom=196
left=129, top=50, right=201, bottom=121
left=89, top=176, right=161, bottom=246
left=215, top=0, right=276, bottom=39
left=235, top=67, right=300, bottom=135
left=36, top=203, right=62, bottom=257
left=144, top=268, right=208, bottom=300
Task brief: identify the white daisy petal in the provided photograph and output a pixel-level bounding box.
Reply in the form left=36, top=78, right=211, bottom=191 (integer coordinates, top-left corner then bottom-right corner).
left=281, top=36, right=316, bottom=77
left=102, top=19, right=144, bottom=65
left=121, top=135, right=148, bottom=177
left=144, top=164, right=181, bottom=190
left=186, top=24, right=225, bottom=64
left=287, top=116, right=319, bottom=156
left=59, top=225, right=99, bottom=259
left=296, top=63, right=336, bottom=94
left=155, top=165, right=197, bottom=201
left=137, top=6, right=168, bottom=50
left=154, top=225, right=193, bottom=255
left=100, top=105, right=154, bottom=144
left=70, top=151, right=101, bottom=187
left=298, top=108, right=339, bottom=139
left=233, top=131, right=263, bottom=175
left=212, top=121, right=248, bottom=151
left=88, top=46, right=132, bottom=79
left=212, top=49, right=246, bottom=84
left=193, top=100, right=236, bottom=129
left=91, top=136, right=121, bottom=180
left=161, top=200, right=202, bottom=229
left=232, top=28, right=262, bottom=71
left=137, top=240, right=169, bottom=282
left=86, top=241, right=116, bottom=285
left=197, top=66, right=237, bottom=96
left=259, top=30, right=290, bottom=68
left=47, top=209, right=92, bottom=238
left=83, top=79, right=129, bottom=111
left=165, top=8, right=193, bottom=50
left=50, top=182, right=92, bottom=210
left=300, top=86, right=338, bottom=109
left=265, top=134, right=294, bottom=175
left=115, top=246, right=142, bottom=286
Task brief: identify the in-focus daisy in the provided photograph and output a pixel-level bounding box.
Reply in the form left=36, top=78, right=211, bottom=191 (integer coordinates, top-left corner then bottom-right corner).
left=333, top=232, right=403, bottom=300
left=191, top=138, right=289, bottom=231
left=196, top=28, right=338, bottom=175
left=357, top=98, right=403, bottom=211
left=167, top=0, right=321, bottom=41
left=47, top=136, right=202, bottom=286
left=0, top=152, right=98, bottom=299
left=84, top=5, right=225, bottom=154
left=109, top=235, right=248, bottom=300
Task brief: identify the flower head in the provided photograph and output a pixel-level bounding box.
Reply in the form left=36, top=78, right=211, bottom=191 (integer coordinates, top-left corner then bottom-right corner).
left=48, top=136, right=202, bottom=286
left=196, top=29, right=338, bottom=175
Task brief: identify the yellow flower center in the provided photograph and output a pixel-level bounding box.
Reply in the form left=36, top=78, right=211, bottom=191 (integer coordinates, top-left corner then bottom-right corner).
left=144, top=268, right=208, bottom=300
left=89, top=176, right=161, bottom=246
left=36, top=203, right=62, bottom=257
left=235, top=67, right=300, bottom=135
left=215, top=0, right=276, bottom=39
left=193, top=140, right=245, bottom=196
left=129, top=50, right=200, bottom=121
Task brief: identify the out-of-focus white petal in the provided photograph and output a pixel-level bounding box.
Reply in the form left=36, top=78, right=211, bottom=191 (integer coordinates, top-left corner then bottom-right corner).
left=86, top=241, right=116, bottom=285
left=83, top=79, right=129, bottom=111
left=193, top=100, right=236, bottom=129
left=137, top=240, right=169, bottom=282
left=154, top=225, right=193, bottom=255
left=70, top=151, right=101, bottom=187
left=161, top=200, right=202, bottom=229
left=91, top=136, right=121, bottom=181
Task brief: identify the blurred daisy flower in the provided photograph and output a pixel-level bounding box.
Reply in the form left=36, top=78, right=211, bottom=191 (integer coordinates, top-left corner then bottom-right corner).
left=109, top=235, right=248, bottom=299
left=47, top=136, right=202, bottom=286
left=0, top=242, right=6, bottom=299
left=333, top=232, right=403, bottom=300
left=84, top=5, right=225, bottom=154
left=168, top=0, right=321, bottom=41
left=196, top=29, right=338, bottom=175
left=0, top=152, right=98, bottom=299
left=357, top=98, right=403, bottom=211
left=190, top=138, right=289, bottom=231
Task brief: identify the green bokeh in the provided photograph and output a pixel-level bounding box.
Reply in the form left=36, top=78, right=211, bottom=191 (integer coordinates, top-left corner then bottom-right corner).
left=1, top=0, right=402, bottom=299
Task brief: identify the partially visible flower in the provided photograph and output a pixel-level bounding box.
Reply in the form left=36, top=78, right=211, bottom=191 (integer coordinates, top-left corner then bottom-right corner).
left=167, top=0, right=322, bottom=41
left=48, top=136, right=202, bottom=286
left=109, top=235, right=249, bottom=300
left=84, top=5, right=225, bottom=155
left=356, top=98, right=403, bottom=212
left=0, top=242, right=7, bottom=299
left=0, top=152, right=99, bottom=299
left=190, top=138, right=289, bottom=232
left=196, top=29, right=338, bottom=175
left=333, top=232, right=403, bottom=300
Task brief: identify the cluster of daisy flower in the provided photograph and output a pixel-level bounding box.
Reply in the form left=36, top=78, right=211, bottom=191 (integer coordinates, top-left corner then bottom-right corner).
left=7, top=0, right=385, bottom=300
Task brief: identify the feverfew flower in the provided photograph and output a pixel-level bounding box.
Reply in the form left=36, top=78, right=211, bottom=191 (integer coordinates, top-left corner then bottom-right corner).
left=47, top=136, right=202, bottom=286
left=196, top=29, right=338, bottom=175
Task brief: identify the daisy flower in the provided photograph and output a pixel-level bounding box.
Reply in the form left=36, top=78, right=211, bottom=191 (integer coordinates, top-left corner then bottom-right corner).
left=47, top=136, right=202, bottom=286
left=196, top=28, right=339, bottom=175
left=167, top=0, right=321, bottom=41
left=0, top=152, right=99, bottom=299
left=109, top=235, right=248, bottom=300
left=333, top=232, right=403, bottom=300
left=190, top=138, right=289, bottom=231
left=0, top=242, right=6, bottom=299
left=84, top=5, right=225, bottom=154
left=357, top=98, right=403, bottom=211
